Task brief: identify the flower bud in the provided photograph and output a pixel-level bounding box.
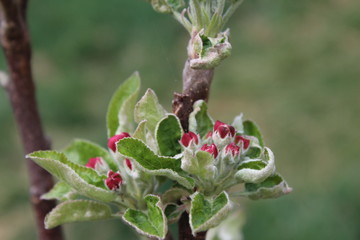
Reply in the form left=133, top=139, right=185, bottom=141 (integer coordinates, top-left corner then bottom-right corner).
left=108, top=132, right=131, bottom=152
left=105, top=170, right=122, bottom=190
left=235, top=135, right=250, bottom=150
left=214, top=120, right=235, bottom=138
left=125, top=158, right=133, bottom=170
left=225, top=143, right=240, bottom=156
left=200, top=144, right=218, bottom=158
left=181, top=131, right=199, bottom=147
left=85, top=157, right=108, bottom=173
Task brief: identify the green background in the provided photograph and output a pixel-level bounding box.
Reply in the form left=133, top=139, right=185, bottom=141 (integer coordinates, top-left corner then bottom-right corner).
left=0, top=0, right=359, bottom=239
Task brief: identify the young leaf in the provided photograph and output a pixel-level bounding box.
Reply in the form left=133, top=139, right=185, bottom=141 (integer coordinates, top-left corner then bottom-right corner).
left=63, top=139, right=116, bottom=170
left=117, top=138, right=194, bottom=189
left=41, top=181, right=76, bottom=201
left=107, top=72, right=140, bottom=137
left=27, top=151, right=117, bottom=202
left=189, top=100, right=213, bottom=138
left=134, top=89, right=166, bottom=135
left=45, top=200, right=113, bottom=229
left=235, top=147, right=276, bottom=184
left=243, top=120, right=264, bottom=147
left=245, top=174, right=292, bottom=200
left=123, top=195, right=167, bottom=239
left=156, top=114, right=183, bottom=156
left=164, top=203, right=184, bottom=224
left=190, top=191, right=231, bottom=235
left=162, top=187, right=191, bottom=205
left=181, top=149, right=216, bottom=179
left=232, top=113, right=244, bottom=133
left=133, top=120, right=147, bottom=142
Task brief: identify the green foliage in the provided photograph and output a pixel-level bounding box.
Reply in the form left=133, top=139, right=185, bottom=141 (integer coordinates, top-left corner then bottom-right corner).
left=189, top=100, right=213, bottom=138
left=190, top=191, right=231, bottom=234
left=41, top=181, right=75, bottom=201
left=123, top=195, right=167, bottom=239
left=243, top=120, right=264, bottom=147
left=45, top=200, right=113, bottom=229
left=107, top=72, right=140, bottom=137
left=156, top=114, right=183, bottom=156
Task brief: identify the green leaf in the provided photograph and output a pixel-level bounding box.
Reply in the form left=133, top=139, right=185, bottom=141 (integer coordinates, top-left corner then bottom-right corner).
left=235, top=147, right=275, bottom=184
left=134, top=89, right=166, bottom=135
left=27, top=151, right=117, bottom=202
left=243, top=120, right=264, bottom=147
left=181, top=149, right=216, bottom=179
left=232, top=113, right=244, bottom=133
left=123, top=195, right=167, bottom=239
left=162, top=187, right=191, bottom=205
left=107, top=72, right=140, bottom=137
left=63, top=139, right=116, bottom=170
left=189, top=100, right=213, bottom=138
left=117, top=138, right=194, bottom=189
left=245, top=174, right=292, bottom=200
left=41, top=181, right=76, bottom=201
left=190, top=191, right=231, bottom=234
left=156, top=114, right=183, bottom=156
left=45, top=200, right=113, bottom=229
left=133, top=120, right=147, bottom=142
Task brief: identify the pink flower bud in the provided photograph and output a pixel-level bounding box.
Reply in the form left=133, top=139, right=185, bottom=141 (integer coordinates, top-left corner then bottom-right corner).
left=105, top=170, right=122, bottom=190
left=235, top=135, right=250, bottom=150
left=125, top=158, right=132, bottom=170
left=213, top=120, right=235, bottom=138
left=85, top=157, right=104, bottom=169
left=225, top=143, right=240, bottom=156
left=200, top=144, right=218, bottom=158
left=108, top=132, right=131, bottom=152
left=181, top=131, right=199, bottom=147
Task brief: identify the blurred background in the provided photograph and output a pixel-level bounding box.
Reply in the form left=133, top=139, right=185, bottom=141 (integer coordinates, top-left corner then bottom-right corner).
left=1, top=0, right=359, bottom=239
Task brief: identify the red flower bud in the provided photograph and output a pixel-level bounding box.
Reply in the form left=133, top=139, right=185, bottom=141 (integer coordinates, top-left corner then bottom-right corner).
left=181, top=131, right=199, bottom=147
left=235, top=135, right=250, bottom=150
left=125, top=158, right=132, bottom=170
left=200, top=144, right=218, bottom=158
left=213, top=120, right=235, bottom=138
left=105, top=170, right=122, bottom=190
left=225, top=143, right=240, bottom=156
left=108, top=132, right=131, bottom=152
left=85, top=157, right=104, bottom=169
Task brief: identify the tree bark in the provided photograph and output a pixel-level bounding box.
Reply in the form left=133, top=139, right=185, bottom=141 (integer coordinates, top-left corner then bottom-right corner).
left=0, top=1, right=63, bottom=239
left=173, top=59, right=214, bottom=239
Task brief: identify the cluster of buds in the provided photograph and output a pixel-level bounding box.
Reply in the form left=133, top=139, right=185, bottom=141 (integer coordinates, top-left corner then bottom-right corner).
left=84, top=132, right=135, bottom=191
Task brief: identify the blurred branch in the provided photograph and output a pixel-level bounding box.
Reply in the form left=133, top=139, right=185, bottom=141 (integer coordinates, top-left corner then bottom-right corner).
left=0, top=0, right=63, bottom=239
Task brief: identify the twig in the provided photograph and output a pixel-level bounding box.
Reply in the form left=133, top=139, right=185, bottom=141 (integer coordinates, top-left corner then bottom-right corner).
left=0, top=0, right=63, bottom=239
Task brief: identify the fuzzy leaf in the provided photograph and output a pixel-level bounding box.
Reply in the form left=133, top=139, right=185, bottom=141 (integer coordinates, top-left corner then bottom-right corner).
left=123, top=195, right=167, bottom=239
left=107, top=72, right=140, bottom=137
left=134, top=88, right=166, bottom=135
left=156, top=114, right=183, bottom=156
left=41, top=181, right=76, bottom=201
left=235, top=147, right=276, bottom=184
left=232, top=114, right=244, bottom=133
left=27, top=151, right=117, bottom=202
left=243, top=120, right=264, bottom=147
left=117, top=138, right=194, bottom=189
left=45, top=200, right=112, bottom=229
left=63, top=139, right=116, bottom=170
left=181, top=149, right=216, bottom=179
left=189, top=100, right=213, bottom=138
left=133, top=120, right=147, bottom=142
left=245, top=174, right=292, bottom=200
left=162, top=187, right=191, bottom=205
left=190, top=191, right=231, bottom=234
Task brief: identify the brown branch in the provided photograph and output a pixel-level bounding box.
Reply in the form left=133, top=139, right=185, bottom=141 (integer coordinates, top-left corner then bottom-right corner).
left=173, top=59, right=214, bottom=239
left=0, top=1, right=63, bottom=239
